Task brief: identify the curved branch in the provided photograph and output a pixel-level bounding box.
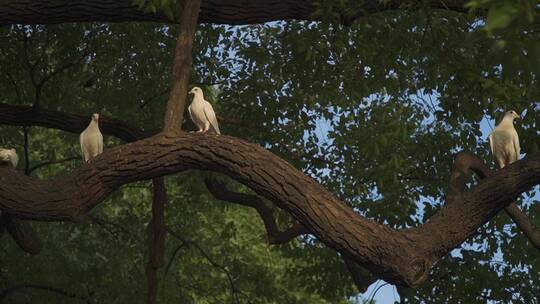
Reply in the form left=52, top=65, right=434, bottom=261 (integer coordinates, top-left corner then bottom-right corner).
left=204, top=178, right=377, bottom=292
left=0, top=0, right=470, bottom=26
left=0, top=133, right=538, bottom=287
left=447, top=152, right=491, bottom=199
left=0, top=213, right=42, bottom=255
left=204, top=178, right=309, bottom=245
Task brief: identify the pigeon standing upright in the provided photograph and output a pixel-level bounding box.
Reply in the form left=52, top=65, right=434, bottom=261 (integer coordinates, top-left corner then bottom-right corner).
left=188, top=87, right=221, bottom=134
left=488, top=110, right=521, bottom=168
left=0, top=148, right=18, bottom=167
left=80, top=113, right=104, bottom=162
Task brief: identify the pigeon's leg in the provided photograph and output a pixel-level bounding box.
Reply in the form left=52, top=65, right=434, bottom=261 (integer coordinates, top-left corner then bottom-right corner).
left=202, top=121, right=210, bottom=133
left=497, top=158, right=506, bottom=169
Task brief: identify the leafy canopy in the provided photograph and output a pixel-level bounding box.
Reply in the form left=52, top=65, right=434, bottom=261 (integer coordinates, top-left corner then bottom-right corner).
left=1, top=0, right=539, bottom=303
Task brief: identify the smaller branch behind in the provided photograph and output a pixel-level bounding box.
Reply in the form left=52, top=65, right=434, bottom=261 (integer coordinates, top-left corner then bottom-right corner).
left=447, top=152, right=540, bottom=251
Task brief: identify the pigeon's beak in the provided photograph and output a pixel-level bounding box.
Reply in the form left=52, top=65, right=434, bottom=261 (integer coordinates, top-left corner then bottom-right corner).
left=188, top=89, right=195, bottom=95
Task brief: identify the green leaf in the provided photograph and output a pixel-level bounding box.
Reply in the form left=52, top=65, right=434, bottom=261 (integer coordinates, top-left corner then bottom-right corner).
left=484, top=4, right=518, bottom=34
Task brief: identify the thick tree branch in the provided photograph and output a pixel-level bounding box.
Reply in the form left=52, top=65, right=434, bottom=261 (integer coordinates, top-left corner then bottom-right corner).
left=163, top=0, right=201, bottom=132
left=0, top=133, right=538, bottom=287
left=0, top=0, right=470, bottom=26
left=447, top=152, right=540, bottom=251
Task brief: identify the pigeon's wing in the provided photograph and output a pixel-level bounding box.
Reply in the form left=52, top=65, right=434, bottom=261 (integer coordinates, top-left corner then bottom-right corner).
left=512, top=130, right=520, bottom=161
left=10, top=150, right=18, bottom=167
left=188, top=104, right=195, bottom=122
left=203, top=100, right=221, bottom=134
left=0, top=149, right=7, bottom=163
left=79, top=131, right=86, bottom=161
left=97, top=131, right=104, bottom=154
left=488, top=133, right=494, bottom=156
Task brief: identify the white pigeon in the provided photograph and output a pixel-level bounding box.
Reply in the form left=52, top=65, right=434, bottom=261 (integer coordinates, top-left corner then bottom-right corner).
left=0, top=148, right=18, bottom=167
left=188, top=87, right=221, bottom=134
left=80, top=113, right=104, bottom=162
left=488, top=110, right=521, bottom=168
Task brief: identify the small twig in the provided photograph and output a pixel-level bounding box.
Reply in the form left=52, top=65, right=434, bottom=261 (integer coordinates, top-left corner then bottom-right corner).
left=0, top=283, right=89, bottom=303
left=28, top=156, right=79, bottom=174
left=86, top=214, right=141, bottom=242
left=166, top=227, right=241, bottom=304
left=368, top=282, right=389, bottom=303
left=164, top=243, right=187, bottom=278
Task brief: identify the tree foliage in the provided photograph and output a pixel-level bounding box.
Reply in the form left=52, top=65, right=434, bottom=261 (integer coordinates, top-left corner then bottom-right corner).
left=0, top=0, right=539, bottom=303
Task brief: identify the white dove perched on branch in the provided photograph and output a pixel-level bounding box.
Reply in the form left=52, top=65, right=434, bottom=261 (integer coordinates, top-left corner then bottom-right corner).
left=488, top=110, right=521, bottom=168
left=80, top=113, right=103, bottom=162
left=0, top=148, right=18, bottom=167
left=188, top=87, right=221, bottom=134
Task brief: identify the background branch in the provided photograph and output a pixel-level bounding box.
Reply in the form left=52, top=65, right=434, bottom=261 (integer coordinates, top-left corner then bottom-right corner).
left=166, top=226, right=243, bottom=304
left=146, top=178, right=167, bottom=304
left=28, top=156, right=80, bottom=174
left=0, top=283, right=89, bottom=303
left=204, top=178, right=378, bottom=293
left=204, top=178, right=309, bottom=245
left=0, top=102, right=154, bottom=142
left=447, top=152, right=540, bottom=251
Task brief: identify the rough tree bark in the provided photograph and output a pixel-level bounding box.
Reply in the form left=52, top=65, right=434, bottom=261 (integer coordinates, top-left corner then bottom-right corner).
left=0, top=131, right=538, bottom=287
left=163, top=0, right=201, bottom=132
left=0, top=0, right=470, bottom=26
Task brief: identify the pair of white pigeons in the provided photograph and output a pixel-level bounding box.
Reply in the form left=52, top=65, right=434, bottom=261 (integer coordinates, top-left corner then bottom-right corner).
left=0, top=106, right=523, bottom=170
left=78, top=87, right=219, bottom=162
